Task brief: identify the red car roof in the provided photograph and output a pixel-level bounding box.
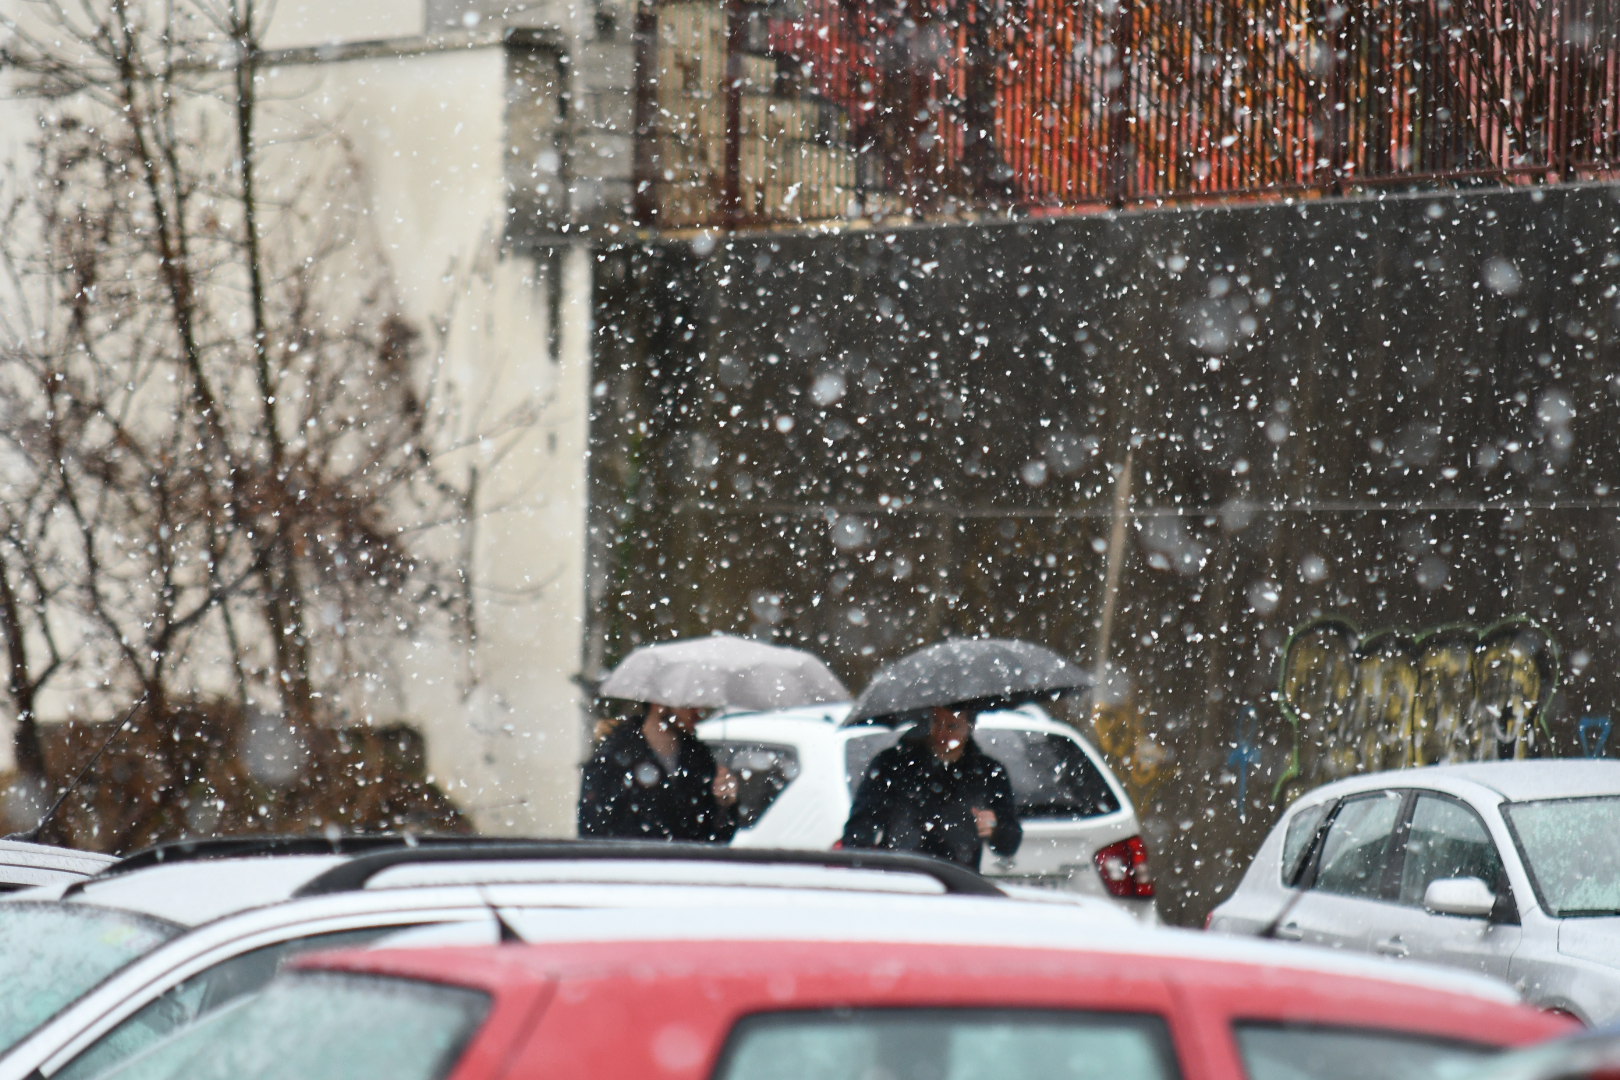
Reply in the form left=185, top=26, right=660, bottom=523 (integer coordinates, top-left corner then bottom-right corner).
left=297, top=937, right=1570, bottom=1037
left=288, top=940, right=1572, bottom=1080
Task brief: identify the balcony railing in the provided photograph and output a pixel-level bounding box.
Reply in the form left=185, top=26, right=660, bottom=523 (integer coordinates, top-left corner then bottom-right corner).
left=631, top=0, right=1620, bottom=229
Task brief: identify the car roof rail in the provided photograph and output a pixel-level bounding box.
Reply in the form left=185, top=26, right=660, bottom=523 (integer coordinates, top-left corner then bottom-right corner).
left=290, top=841, right=1006, bottom=899
left=96, top=834, right=498, bottom=882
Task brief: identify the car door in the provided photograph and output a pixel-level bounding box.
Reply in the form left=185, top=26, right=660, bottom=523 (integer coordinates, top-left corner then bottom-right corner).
left=1272, top=790, right=1405, bottom=951
left=1367, top=792, right=1521, bottom=978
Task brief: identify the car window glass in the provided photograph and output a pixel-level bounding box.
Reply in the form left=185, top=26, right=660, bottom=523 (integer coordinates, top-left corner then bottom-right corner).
left=1504, top=796, right=1620, bottom=917
left=1313, top=792, right=1402, bottom=899
left=716, top=1008, right=1179, bottom=1080
left=1281, top=803, right=1330, bottom=886
left=1235, top=1022, right=1493, bottom=1080
left=87, top=971, right=487, bottom=1080
left=706, top=742, right=800, bottom=827
left=52, top=926, right=412, bottom=1080
left=0, top=902, right=181, bottom=1054
left=1399, top=796, right=1504, bottom=908
left=971, top=731, right=1121, bottom=818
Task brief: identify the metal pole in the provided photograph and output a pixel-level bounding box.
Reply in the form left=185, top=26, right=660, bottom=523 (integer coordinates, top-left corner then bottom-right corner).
left=1093, top=446, right=1134, bottom=692
left=723, top=0, right=746, bottom=226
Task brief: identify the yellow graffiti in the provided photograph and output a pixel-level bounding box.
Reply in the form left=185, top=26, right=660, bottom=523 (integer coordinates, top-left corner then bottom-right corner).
left=1276, top=618, right=1559, bottom=797
left=1090, top=700, right=1169, bottom=807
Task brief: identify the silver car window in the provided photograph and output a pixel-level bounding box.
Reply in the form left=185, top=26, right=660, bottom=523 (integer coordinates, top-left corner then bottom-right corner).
left=0, top=902, right=181, bottom=1054
left=1398, top=796, right=1503, bottom=908
left=1280, top=803, right=1330, bottom=887
left=1312, top=792, right=1403, bottom=900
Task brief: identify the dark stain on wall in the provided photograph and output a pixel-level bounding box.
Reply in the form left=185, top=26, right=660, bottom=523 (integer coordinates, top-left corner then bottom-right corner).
left=589, top=182, right=1620, bottom=923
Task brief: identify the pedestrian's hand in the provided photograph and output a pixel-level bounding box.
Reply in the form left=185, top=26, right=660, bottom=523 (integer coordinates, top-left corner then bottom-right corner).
left=972, top=808, right=996, bottom=838
left=713, top=765, right=740, bottom=807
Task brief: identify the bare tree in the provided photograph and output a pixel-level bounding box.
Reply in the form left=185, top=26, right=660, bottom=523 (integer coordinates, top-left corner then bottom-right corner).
left=0, top=0, right=511, bottom=837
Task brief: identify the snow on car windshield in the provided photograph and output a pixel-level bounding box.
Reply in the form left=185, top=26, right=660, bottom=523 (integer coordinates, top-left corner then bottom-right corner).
left=0, top=902, right=179, bottom=1052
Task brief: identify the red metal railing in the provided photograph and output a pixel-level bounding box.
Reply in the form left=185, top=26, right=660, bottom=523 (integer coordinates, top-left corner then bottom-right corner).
left=633, top=0, right=1620, bottom=229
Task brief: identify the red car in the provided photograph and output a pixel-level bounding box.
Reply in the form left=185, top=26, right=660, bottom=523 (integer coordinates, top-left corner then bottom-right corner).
left=95, top=930, right=1571, bottom=1080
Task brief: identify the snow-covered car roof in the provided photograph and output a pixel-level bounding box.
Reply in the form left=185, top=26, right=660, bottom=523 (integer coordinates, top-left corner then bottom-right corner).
left=1287, top=759, right=1620, bottom=808
left=11, top=840, right=1054, bottom=926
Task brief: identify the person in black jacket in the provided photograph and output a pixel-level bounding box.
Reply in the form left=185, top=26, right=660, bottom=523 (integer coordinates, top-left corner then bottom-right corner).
left=577, top=702, right=740, bottom=842
left=840, top=705, right=1022, bottom=869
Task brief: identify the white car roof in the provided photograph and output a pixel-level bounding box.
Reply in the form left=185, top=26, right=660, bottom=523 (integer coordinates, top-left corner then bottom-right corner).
left=700, top=702, right=1083, bottom=742
left=25, top=854, right=350, bottom=925
left=11, top=844, right=1044, bottom=926
left=1292, top=759, right=1620, bottom=807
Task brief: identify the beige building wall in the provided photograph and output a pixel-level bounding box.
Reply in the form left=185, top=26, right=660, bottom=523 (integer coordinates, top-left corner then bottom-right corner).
left=256, top=40, right=590, bottom=835
left=0, top=8, right=592, bottom=836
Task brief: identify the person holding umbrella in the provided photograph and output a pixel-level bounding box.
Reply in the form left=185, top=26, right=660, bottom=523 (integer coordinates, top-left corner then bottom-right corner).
left=577, top=700, right=741, bottom=842
left=837, top=638, right=1091, bottom=869
left=841, top=703, right=1022, bottom=869
left=578, top=634, right=847, bottom=843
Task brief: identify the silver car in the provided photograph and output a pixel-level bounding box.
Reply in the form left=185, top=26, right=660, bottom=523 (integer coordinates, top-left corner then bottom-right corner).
left=1208, top=759, right=1620, bottom=1024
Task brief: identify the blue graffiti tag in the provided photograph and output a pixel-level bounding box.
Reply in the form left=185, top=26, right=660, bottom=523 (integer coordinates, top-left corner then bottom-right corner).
left=1580, top=715, right=1612, bottom=759
left=1228, top=705, right=1263, bottom=821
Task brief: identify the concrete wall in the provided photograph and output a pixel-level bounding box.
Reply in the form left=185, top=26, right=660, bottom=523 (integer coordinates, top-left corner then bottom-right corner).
left=591, top=182, right=1620, bottom=922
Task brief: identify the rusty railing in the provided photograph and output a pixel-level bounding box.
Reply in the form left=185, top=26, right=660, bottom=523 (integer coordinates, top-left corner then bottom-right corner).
left=631, top=0, right=1620, bottom=229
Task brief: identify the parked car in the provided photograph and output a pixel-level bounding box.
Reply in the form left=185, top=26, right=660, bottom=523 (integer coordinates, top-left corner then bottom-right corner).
left=697, top=702, right=1156, bottom=916
left=0, top=839, right=113, bottom=890
left=1207, top=759, right=1620, bottom=1024
left=0, top=837, right=1124, bottom=1080
left=91, top=915, right=1570, bottom=1080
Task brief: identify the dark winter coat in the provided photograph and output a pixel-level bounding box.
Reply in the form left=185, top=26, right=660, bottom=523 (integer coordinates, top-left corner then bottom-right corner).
left=576, top=720, right=738, bottom=843
left=840, top=727, right=1022, bottom=869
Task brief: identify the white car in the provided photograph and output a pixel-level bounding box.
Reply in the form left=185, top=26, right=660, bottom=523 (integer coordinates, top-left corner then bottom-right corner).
left=698, top=703, right=1157, bottom=919
left=0, top=837, right=1131, bottom=1080
left=1207, top=759, right=1620, bottom=1024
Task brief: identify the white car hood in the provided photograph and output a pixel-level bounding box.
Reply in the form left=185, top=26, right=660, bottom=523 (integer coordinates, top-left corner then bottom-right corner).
left=1558, top=917, right=1620, bottom=967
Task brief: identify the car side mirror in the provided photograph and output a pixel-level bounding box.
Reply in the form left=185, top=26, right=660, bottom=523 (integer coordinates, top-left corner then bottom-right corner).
left=1423, top=876, right=1496, bottom=919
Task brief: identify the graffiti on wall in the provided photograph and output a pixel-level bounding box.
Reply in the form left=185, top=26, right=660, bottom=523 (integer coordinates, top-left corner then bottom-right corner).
left=1091, top=701, right=1171, bottom=808
left=1275, top=617, right=1561, bottom=799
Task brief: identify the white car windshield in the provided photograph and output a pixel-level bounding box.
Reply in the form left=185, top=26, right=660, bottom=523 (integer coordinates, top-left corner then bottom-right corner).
left=1504, top=797, right=1620, bottom=917
left=0, top=902, right=180, bottom=1051
left=94, top=971, right=489, bottom=1080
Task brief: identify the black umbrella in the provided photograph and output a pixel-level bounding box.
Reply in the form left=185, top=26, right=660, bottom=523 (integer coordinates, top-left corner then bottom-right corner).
left=843, top=638, right=1091, bottom=726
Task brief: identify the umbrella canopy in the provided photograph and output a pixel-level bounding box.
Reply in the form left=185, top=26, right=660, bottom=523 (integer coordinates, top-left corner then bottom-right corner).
left=844, top=638, right=1090, bottom=726
left=597, top=634, right=848, bottom=712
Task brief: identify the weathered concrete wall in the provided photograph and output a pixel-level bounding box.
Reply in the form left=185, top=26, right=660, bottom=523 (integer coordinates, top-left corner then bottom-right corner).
left=591, top=182, right=1620, bottom=923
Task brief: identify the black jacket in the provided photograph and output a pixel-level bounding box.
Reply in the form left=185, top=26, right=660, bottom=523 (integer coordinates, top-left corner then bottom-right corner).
left=576, top=721, right=738, bottom=843
left=840, top=728, right=1022, bottom=868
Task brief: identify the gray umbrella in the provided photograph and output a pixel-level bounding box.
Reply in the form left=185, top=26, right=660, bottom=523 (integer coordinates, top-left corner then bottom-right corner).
left=597, top=634, right=848, bottom=711
left=844, top=638, right=1090, bottom=725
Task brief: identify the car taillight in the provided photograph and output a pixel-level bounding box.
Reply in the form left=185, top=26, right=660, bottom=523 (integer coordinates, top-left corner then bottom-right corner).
left=1094, top=836, right=1155, bottom=899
